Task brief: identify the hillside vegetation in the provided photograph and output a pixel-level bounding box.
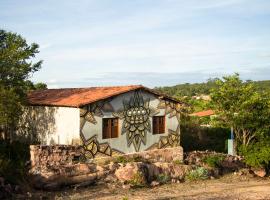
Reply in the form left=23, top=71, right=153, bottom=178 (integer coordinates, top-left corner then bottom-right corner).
left=156, top=80, right=270, bottom=98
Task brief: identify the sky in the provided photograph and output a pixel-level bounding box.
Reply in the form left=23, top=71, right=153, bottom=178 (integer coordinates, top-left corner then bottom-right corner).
left=1, top=0, right=270, bottom=88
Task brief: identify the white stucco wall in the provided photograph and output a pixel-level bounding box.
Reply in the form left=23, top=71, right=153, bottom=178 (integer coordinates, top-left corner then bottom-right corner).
left=81, top=90, right=180, bottom=153
left=21, top=106, right=80, bottom=145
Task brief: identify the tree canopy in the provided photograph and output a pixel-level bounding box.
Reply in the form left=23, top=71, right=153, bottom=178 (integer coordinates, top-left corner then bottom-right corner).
left=210, top=73, right=270, bottom=147
left=156, top=79, right=270, bottom=98
left=0, top=29, right=45, bottom=140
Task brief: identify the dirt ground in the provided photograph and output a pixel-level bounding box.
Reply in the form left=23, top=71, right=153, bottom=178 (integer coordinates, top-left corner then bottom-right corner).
left=25, top=174, right=270, bottom=200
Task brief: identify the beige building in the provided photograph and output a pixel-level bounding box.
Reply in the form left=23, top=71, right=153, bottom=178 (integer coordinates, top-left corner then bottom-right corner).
left=25, top=85, right=184, bottom=158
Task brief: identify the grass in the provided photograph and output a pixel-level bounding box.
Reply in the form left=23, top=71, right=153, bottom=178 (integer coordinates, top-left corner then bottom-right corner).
left=173, top=159, right=183, bottom=165
left=129, top=172, right=146, bottom=187
left=202, top=155, right=226, bottom=168
left=185, top=167, right=209, bottom=181
left=115, top=155, right=144, bottom=164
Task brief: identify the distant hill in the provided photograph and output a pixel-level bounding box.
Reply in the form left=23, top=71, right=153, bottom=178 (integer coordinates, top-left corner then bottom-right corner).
left=156, top=80, right=270, bottom=98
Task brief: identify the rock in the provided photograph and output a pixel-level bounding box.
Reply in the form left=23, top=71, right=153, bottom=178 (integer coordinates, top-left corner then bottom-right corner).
left=43, top=182, right=60, bottom=190
left=96, top=165, right=105, bottom=173
left=114, top=162, right=147, bottom=184
left=150, top=181, right=160, bottom=187
left=122, top=184, right=131, bottom=189
left=152, top=162, right=191, bottom=180
left=76, top=164, right=90, bottom=174
left=108, top=162, right=119, bottom=171
left=107, top=183, right=116, bottom=189
left=104, top=175, right=117, bottom=183
left=253, top=168, right=266, bottom=177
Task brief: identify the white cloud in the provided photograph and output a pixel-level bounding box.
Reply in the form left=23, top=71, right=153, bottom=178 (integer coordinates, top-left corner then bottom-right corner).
left=2, top=0, right=270, bottom=86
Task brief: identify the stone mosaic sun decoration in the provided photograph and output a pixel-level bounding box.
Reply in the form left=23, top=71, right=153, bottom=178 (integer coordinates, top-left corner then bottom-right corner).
left=113, top=91, right=159, bottom=152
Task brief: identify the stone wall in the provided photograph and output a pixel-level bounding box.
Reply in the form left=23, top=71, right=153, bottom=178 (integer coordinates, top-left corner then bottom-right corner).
left=30, top=145, right=83, bottom=171
left=29, top=145, right=183, bottom=189
left=30, top=145, right=183, bottom=171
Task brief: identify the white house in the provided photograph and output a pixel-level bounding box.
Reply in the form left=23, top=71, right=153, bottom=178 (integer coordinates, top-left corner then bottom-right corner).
left=25, top=85, right=185, bottom=158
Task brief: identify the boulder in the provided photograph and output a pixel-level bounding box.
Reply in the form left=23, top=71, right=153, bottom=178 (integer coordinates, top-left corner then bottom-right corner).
left=150, top=162, right=191, bottom=180
left=150, top=181, right=160, bottom=187
left=253, top=168, right=267, bottom=178
left=75, top=164, right=91, bottom=174
left=114, top=162, right=147, bottom=184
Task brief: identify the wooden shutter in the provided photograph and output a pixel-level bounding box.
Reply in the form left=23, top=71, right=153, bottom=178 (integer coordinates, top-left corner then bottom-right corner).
left=153, top=117, right=158, bottom=134
left=103, top=118, right=111, bottom=139
left=153, top=116, right=165, bottom=134
left=159, top=116, right=165, bottom=133
left=103, top=118, right=119, bottom=139
left=111, top=118, right=118, bottom=138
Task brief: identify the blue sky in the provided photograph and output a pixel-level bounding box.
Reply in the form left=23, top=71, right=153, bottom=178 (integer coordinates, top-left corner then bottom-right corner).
left=1, top=0, right=270, bottom=88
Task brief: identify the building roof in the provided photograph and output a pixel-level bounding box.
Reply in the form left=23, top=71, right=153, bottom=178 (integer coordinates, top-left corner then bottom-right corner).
left=27, top=85, right=182, bottom=107
left=190, top=109, right=214, bottom=117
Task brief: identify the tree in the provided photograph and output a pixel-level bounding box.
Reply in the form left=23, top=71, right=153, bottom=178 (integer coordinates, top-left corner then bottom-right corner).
left=210, top=73, right=270, bottom=148
left=0, top=29, right=43, bottom=140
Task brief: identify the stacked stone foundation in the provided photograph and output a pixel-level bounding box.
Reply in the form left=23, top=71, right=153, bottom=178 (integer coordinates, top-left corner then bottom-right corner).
left=29, top=145, right=184, bottom=189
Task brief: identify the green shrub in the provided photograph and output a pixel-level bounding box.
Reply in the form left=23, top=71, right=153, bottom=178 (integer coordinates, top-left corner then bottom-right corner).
left=202, top=155, right=225, bottom=168
left=181, top=125, right=230, bottom=153
left=185, top=167, right=209, bottom=181
left=129, top=172, right=145, bottom=187
left=156, top=173, right=171, bottom=184
left=115, top=156, right=129, bottom=164
left=0, top=141, right=30, bottom=184
left=239, top=141, right=270, bottom=169
left=173, top=159, right=183, bottom=165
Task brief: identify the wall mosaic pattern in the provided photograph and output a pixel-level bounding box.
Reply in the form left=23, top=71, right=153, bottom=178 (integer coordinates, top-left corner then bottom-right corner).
left=157, top=100, right=182, bottom=123
left=80, top=102, right=104, bottom=125
left=146, top=100, right=185, bottom=150
left=80, top=135, right=112, bottom=159
left=79, top=91, right=185, bottom=159
left=113, top=91, right=159, bottom=152
left=80, top=101, right=116, bottom=159
left=158, top=125, right=181, bottom=148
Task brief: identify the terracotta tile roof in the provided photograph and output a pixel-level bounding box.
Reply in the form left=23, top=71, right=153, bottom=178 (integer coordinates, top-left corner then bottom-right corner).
left=27, top=85, right=144, bottom=107
left=190, top=109, right=214, bottom=117
left=27, top=85, right=183, bottom=107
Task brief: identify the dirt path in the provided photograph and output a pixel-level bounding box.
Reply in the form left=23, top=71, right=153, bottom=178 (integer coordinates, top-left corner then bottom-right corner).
left=30, top=175, right=270, bottom=200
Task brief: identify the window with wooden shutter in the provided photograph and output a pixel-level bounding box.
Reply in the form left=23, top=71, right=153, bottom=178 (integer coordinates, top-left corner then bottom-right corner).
left=152, top=116, right=165, bottom=134
left=102, top=118, right=119, bottom=139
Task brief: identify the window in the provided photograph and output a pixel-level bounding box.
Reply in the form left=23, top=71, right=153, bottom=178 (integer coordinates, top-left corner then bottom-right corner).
left=102, top=118, right=119, bottom=139
left=152, top=116, right=165, bottom=134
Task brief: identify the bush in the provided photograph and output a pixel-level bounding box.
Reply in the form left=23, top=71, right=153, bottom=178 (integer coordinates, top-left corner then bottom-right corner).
left=173, top=159, right=183, bottom=165
left=181, top=125, right=230, bottom=153
left=129, top=172, right=145, bottom=187
left=115, top=156, right=129, bottom=164
left=202, top=155, right=225, bottom=168
left=185, top=167, right=209, bottom=181
left=156, top=173, right=171, bottom=184
left=0, top=140, right=30, bottom=184
left=239, top=141, right=270, bottom=169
